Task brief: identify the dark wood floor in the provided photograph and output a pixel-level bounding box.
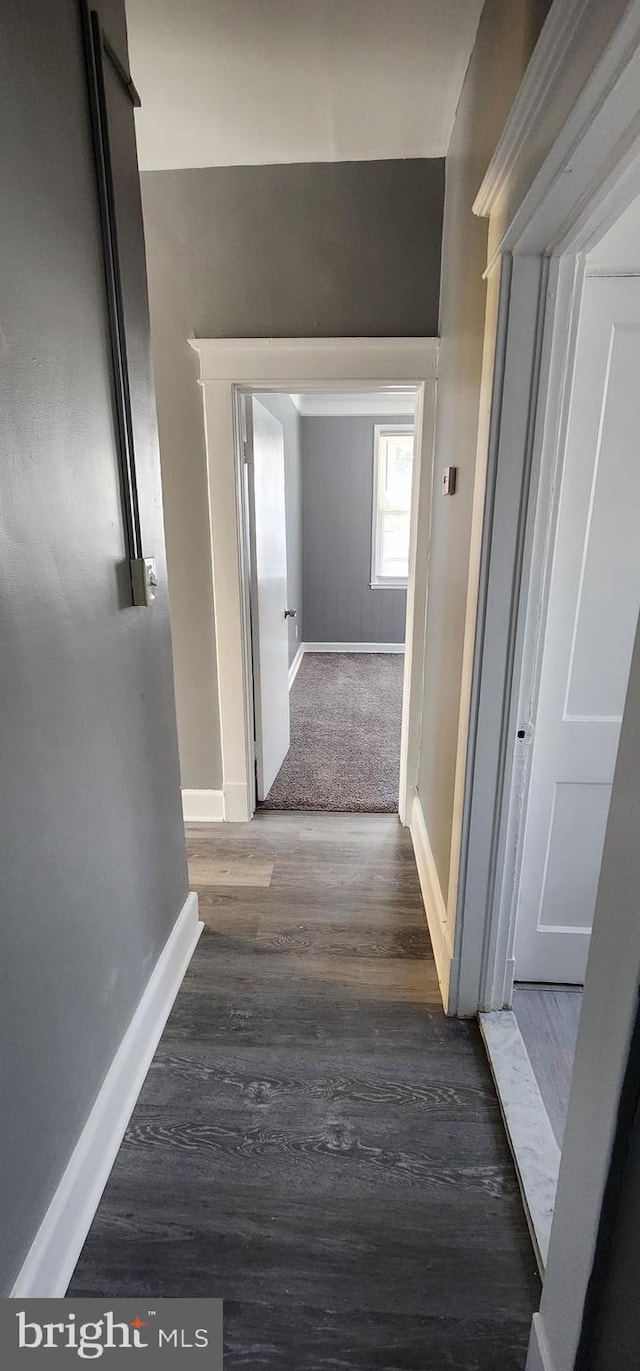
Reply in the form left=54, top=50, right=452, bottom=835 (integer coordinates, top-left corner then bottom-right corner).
left=69, top=813, right=540, bottom=1369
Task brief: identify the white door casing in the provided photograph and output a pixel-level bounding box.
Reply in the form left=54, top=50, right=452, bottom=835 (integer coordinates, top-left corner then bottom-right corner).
left=247, top=397, right=291, bottom=800
left=513, top=274, right=640, bottom=983
left=189, top=338, right=438, bottom=825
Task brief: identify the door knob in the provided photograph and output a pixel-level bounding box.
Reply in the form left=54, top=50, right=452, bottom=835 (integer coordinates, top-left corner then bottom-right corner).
left=284, top=608, right=297, bottom=618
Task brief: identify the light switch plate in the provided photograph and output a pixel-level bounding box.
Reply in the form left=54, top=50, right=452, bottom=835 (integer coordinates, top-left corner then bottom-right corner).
left=442, top=465, right=457, bottom=495
left=130, top=556, right=158, bottom=607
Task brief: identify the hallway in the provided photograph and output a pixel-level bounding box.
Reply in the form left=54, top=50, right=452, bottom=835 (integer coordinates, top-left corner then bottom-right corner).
left=70, top=815, right=539, bottom=1368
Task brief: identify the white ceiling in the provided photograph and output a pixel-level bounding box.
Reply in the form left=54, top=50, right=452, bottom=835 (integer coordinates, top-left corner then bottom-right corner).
left=291, top=390, right=416, bottom=418
left=125, top=0, right=485, bottom=171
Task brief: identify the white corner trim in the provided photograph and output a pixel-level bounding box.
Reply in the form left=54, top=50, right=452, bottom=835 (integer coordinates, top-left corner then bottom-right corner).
left=11, top=892, right=203, bottom=1298
left=181, top=788, right=225, bottom=822
left=473, top=0, right=592, bottom=217
left=302, top=641, right=405, bottom=654
left=288, top=644, right=304, bottom=688
left=526, top=1314, right=556, bottom=1371
left=222, top=781, right=251, bottom=822
left=409, top=795, right=457, bottom=1012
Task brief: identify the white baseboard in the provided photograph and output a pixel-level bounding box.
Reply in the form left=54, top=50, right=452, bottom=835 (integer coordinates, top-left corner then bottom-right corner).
left=409, top=794, right=457, bottom=1012
left=288, top=644, right=304, bottom=688
left=182, top=788, right=224, bottom=822
left=10, top=892, right=203, bottom=1298
left=526, top=1315, right=555, bottom=1371
left=223, top=781, right=251, bottom=822
left=302, top=641, right=405, bottom=654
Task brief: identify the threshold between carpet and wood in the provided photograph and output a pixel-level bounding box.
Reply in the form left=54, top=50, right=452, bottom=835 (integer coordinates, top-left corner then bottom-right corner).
left=70, top=813, right=540, bottom=1369
left=261, top=651, right=403, bottom=813
left=479, top=986, right=582, bottom=1272
left=512, top=986, right=582, bottom=1148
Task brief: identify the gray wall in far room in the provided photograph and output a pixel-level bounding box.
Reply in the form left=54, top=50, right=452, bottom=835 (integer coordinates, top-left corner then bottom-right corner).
left=302, top=416, right=410, bottom=645
left=254, top=395, right=303, bottom=666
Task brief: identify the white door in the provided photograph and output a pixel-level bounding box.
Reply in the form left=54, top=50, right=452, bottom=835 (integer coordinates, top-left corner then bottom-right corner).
left=247, top=397, right=291, bottom=801
left=514, top=275, right=640, bottom=983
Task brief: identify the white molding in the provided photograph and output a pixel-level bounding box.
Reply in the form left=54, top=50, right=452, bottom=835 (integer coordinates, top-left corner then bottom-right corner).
left=473, top=0, right=592, bottom=218
left=191, top=336, right=439, bottom=385
left=181, top=788, right=224, bottom=822
left=11, top=893, right=203, bottom=1298
left=222, top=781, right=251, bottom=823
left=190, top=338, right=437, bottom=829
left=302, top=641, right=405, bottom=654
left=288, top=644, right=304, bottom=688
left=478, top=0, right=640, bottom=264
left=398, top=380, right=437, bottom=827
left=526, top=1315, right=556, bottom=1371
left=409, top=794, right=457, bottom=1012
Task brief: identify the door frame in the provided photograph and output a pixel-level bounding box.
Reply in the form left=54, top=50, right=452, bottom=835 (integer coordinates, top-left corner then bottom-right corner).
left=446, top=1, right=640, bottom=1364
left=189, top=337, right=438, bottom=823
left=451, top=0, right=640, bottom=1017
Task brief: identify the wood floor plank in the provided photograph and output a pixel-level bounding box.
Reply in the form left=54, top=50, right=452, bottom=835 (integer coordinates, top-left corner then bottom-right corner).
left=187, top=856, right=274, bottom=888
left=69, top=814, right=540, bottom=1368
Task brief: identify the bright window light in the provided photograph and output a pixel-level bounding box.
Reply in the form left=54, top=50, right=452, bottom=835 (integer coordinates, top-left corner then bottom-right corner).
left=371, top=425, right=414, bottom=587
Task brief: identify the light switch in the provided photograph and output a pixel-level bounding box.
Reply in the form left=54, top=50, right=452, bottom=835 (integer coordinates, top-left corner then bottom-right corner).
left=442, top=466, right=457, bottom=495
left=130, top=556, right=158, bottom=607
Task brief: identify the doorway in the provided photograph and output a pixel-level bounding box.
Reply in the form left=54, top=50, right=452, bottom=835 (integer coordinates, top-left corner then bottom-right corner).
left=479, top=192, right=640, bottom=1271
left=244, top=390, right=416, bottom=814
left=188, top=337, right=438, bottom=825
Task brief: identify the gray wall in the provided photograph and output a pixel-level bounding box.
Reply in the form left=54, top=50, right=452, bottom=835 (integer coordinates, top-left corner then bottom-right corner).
left=141, top=160, right=443, bottom=788
left=0, top=0, right=187, bottom=1291
left=416, top=0, right=552, bottom=901
left=256, top=395, right=303, bottom=666
left=302, top=416, right=408, bottom=645
left=142, top=160, right=444, bottom=340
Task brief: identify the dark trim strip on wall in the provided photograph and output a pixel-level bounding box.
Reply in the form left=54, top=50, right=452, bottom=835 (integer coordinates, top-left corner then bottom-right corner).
left=81, top=3, right=144, bottom=585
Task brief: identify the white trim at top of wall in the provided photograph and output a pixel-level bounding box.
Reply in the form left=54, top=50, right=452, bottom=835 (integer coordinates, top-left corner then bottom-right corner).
left=473, top=0, right=592, bottom=218
left=409, top=794, right=458, bottom=1013
left=182, top=788, right=225, bottom=822
left=10, top=892, right=203, bottom=1298
left=191, top=336, right=439, bottom=384
left=302, top=642, right=405, bottom=654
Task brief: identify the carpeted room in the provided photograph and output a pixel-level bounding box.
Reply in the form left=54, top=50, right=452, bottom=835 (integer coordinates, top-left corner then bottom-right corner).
left=261, top=650, right=404, bottom=812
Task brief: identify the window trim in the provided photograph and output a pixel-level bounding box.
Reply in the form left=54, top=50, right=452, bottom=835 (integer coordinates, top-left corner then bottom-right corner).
left=370, top=423, right=414, bottom=589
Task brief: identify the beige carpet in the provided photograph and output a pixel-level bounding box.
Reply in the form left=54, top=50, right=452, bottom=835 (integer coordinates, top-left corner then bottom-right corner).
left=260, top=651, right=403, bottom=812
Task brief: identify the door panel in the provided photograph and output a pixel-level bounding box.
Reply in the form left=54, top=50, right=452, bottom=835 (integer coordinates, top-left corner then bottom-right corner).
left=248, top=398, right=291, bottom=801
left=514, top=277, right=640, bottom=983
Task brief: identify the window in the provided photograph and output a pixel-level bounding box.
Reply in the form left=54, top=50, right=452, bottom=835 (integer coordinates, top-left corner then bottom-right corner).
left=371, top=424, right=414, bottom=587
